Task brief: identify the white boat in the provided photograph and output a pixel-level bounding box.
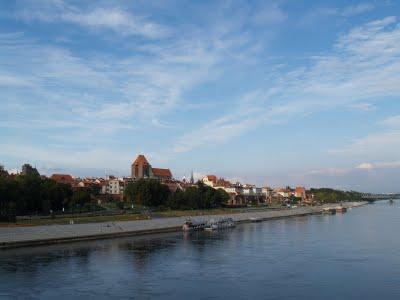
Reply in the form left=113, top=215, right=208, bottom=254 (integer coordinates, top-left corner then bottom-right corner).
left=322, top=208, right=336, bottom=214
left=204, top=218, right=235, bottom=230
left=182, top=219, right=205, bottom=231
left=250, top=217, right=262, bottom=222
left=204, top=223, right=219, bottom=231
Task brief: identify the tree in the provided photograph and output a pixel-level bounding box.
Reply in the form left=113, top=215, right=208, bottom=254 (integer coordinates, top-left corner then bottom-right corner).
left=166, top=184, right=229, bottom=210
left=71, top=187, right=91, bottom=210
left=0, top=165, right=8, bottom=177
left=21, top=164, right=40, bottom=176
left=310, top=188, right=362, bottom=203
left=0, top=172, right=74, bottom=219
left=0, top=175, right=18, bottom=221
left=124, top=179, right=170, bottom=207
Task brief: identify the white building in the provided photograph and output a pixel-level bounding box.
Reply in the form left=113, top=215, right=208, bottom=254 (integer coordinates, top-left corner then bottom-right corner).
left=262, top=187, right=273, bottom=197
left=202, top=175, right=217, bottom=187
left=102, top=178, right=124, bottom=195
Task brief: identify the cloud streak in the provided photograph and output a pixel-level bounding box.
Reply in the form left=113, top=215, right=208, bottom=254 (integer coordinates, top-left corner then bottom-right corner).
left=13, top=1, right=169, bottom=38
left=174, top=16, right=400, bottom=152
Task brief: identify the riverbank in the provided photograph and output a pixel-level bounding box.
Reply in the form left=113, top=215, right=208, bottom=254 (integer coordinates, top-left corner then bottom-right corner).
left=0, top=202, right=366, bottom=249
left=0, top=207, right=267, bottom=227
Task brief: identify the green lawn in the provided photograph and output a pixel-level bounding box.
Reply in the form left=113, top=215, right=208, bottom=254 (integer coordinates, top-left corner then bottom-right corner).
left=0, top=206, right=277, bottom=227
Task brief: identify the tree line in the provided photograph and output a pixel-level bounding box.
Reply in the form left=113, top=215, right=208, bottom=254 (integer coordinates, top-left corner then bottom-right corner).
left=0, top=165, right=99, bottom=221
left=0, top=165, right=231, bottom=221
left=124, top=179, right=230, bottom=210
left=310, top=188, right=363, bottom=203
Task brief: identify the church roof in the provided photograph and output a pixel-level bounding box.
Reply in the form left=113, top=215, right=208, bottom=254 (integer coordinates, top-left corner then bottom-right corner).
left=133, top=154, right=150, bottom=165
left=152, top=168, right=172, bottom=178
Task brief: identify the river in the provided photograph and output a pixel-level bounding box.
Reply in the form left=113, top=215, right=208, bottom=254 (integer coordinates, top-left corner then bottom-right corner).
left=1, top=201, right=400, bottom=299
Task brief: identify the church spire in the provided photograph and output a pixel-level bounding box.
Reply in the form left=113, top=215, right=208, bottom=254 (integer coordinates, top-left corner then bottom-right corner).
left=190, top=170, right=194, bottom=184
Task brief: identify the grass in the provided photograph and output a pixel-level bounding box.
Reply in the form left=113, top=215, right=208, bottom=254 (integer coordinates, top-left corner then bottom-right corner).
left=0, top=213, right=150, bottom=227
left=0, top=206, right=280, bottom=227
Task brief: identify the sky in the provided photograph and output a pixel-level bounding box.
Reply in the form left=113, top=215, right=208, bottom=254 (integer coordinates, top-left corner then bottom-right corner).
left=0, top=0, right=399, bottom=192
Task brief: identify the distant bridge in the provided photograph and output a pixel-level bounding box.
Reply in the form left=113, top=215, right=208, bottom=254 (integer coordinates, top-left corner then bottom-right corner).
left=361, top=193, right=400, bottom=201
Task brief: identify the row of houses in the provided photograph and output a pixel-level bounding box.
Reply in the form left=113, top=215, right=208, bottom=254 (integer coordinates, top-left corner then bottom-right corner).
left=48, top=154, right=314, bottom=206
left=50, top=174, right=127, bottom=199
left=49, top=155, right=176, bottom=201
left=201, top=174, right=313, bottom=206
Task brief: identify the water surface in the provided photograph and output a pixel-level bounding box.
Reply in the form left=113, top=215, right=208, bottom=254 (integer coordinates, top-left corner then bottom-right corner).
left=1, top=201, right=400, bottom=299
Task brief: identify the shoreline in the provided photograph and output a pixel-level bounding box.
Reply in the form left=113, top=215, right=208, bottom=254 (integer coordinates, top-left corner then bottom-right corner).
left=0, top=202, right=366, bottom=249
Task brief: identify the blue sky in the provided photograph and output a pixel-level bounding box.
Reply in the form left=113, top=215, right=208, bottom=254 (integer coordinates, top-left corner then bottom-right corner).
left=1, top=0, right=400, bottom=192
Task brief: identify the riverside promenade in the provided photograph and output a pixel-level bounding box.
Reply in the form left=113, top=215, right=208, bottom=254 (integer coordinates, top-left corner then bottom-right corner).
left=0, top=202, right=366, bottom=249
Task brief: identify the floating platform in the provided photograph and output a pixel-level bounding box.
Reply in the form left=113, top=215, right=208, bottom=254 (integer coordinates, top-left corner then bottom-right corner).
left=322, top=208, right=336, bottom=215
left=335, top=206, right=347, bottom=213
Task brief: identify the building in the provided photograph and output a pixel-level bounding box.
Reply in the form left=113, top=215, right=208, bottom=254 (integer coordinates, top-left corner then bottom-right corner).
left=50, top=174, right=75, bottom=186
left=190, top=170, right=194, bottom=184
left=106, top=178, right=124, bottom=195
left=202, top=175, right=264, bottom=206
left=202, top=175, right=217, bottom=187
left=131, top=154, right=173, bottom=182
left=262, top=186, right=273, bottom=197
left=295, top=186, right=306, bottom=199
left=131, top=155, right=153, bottom=179
left=152, top=168, right=172, bottom=181
left=226, top=194, right=247, bottom=206
left=21, top=164, right=39, bottom=176
left=275, top=188, right=292, bottom=198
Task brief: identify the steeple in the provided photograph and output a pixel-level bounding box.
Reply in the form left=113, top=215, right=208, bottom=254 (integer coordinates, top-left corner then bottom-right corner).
left=190, top=170, right=194, bottom=184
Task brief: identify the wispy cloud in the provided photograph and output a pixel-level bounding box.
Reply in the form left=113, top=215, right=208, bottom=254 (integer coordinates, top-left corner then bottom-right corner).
left=252, top=3, right=287, bottom=25
left=297, top=161, right=400, bottom=192
left=0, top=26, right=238, bottom=133
left=300, top=2, right=375, bottom=25
left=379, top=115, right=400, bottom=127
left=1, top=3, right=263, bottom=169
left=174, top=16, right=400, bottom=152
left=13, top=1, right=169, bottom=38
left=341, top=3, right=375, bottom=17
left=356, top=162, right=374, bottom=170
left=331, top=112, right=400, bottom=163
left=348, top=102, right=377, bottom=111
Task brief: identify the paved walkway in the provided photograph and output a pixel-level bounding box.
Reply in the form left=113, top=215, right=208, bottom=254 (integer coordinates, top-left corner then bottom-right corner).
left=0, top=202, right=365, bottom=248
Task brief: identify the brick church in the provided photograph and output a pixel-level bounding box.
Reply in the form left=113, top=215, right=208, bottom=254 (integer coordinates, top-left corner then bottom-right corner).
left=131, top=154, right=172, bottom=182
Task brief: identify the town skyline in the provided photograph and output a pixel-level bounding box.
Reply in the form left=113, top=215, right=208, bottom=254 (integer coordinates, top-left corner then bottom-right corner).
left=3, top=152, right=399, bottom=195
left=1, top=1, right=400, bottom=193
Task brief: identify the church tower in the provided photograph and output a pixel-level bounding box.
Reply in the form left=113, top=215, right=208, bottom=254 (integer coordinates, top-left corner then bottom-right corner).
left=131, top=154, right=153, bottom=179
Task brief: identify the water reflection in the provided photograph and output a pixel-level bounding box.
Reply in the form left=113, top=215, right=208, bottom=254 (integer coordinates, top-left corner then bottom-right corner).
left=1, top=201, right=400, bottom=299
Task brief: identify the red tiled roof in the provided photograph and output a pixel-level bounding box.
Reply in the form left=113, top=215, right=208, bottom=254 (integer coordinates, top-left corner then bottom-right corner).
left=50, top=174, right=74, bottom=184
left=133, top=154, right=150, bottom=165
left=295, top=187, right=306, bottom=193
left=206, top=175, right=217, bottom=183
left=216, top=178, right=231, bottom=187
left=152, top=168, right=172, bottom=178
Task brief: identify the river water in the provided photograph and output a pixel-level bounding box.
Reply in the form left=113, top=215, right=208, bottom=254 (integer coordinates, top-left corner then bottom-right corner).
left=1, top=201, right=400, bottom=299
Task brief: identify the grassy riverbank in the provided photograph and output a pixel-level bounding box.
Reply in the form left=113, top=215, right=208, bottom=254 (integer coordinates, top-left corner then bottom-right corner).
left=0, top=201, right=364, bottom=228
left=0, top=202, right=367, bottom=249
left=0, top=206, right=275, bottom=227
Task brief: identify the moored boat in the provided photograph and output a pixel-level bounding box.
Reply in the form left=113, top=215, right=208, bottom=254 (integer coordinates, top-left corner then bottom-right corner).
left=204, top=218, right=235, bottom=230
left=322, top=208, right=336, bottom=214
left=182, top=219, right=205, bottom=231
left=335, top=206, right=347, bottom=213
